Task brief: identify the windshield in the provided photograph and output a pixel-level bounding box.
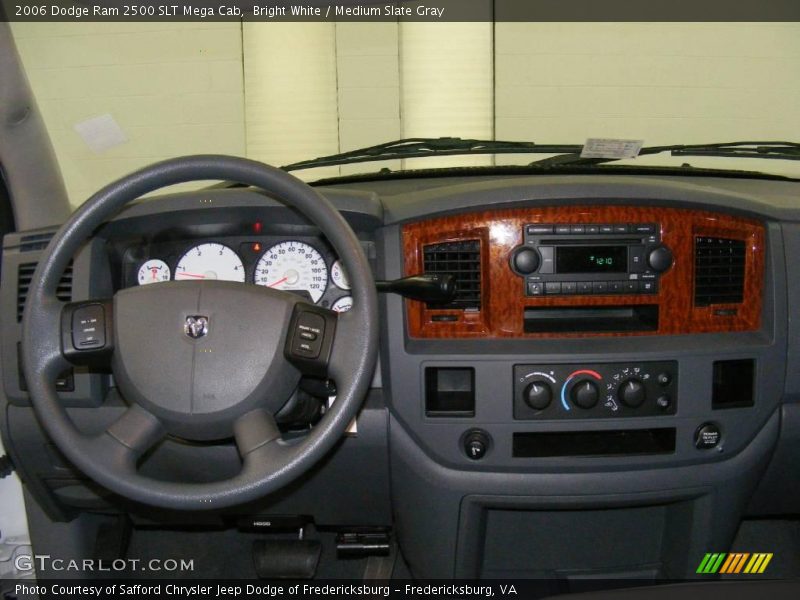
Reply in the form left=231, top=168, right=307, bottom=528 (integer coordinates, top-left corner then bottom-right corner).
left=9, top=19, right=800, bottom=207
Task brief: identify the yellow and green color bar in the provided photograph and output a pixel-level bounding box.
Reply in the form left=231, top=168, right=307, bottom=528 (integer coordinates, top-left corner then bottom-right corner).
left=696, top=553, right=773, bottom=574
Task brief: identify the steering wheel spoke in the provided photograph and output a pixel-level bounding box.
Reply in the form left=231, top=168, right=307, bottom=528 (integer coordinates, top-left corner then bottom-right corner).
left=60, top=300, right=114, bottom=367
left=234, top=409, right=283, bottom=468
left=87, top=405, right=166, bottom=475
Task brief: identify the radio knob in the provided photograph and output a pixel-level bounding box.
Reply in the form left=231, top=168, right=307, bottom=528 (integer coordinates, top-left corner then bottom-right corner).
left=511, top=247, right=540, bottom=275
left=618, top=378, right=647, bottom=408
left=523, top=380, right=552, bottom=410
left=647, top=245, right=673, bottom=273
left=570, top=380, right=599, bottom=409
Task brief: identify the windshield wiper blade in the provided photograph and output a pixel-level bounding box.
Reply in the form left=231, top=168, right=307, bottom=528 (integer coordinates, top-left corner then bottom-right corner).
left=281, top=137, right=583, bottom=171
left=532, top=141, right=800, bottom=167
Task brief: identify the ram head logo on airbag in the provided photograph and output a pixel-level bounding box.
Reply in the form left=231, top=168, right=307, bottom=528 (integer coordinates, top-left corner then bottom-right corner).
left=184, top=315, right=209, bottom=339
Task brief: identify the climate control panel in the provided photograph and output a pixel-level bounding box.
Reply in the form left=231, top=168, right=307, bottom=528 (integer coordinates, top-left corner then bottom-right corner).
left=513, top=361, right=677, bottom=419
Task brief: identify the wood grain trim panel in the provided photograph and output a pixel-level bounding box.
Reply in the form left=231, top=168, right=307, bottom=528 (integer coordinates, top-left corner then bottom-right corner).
left=402, top=206, right=764, bottom=338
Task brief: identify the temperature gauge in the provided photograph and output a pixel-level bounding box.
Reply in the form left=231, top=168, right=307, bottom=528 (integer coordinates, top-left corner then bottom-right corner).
left=137, top=259, right=171, bottom=285
left=331, top=260, right=350, bottom=290
left=331, top=296, right=353, bottom=313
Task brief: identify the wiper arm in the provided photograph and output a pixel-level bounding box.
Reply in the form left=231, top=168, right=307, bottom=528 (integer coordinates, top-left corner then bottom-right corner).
left=532, top=141, right=800, bottom=167
left=282, top=137, right=583, bottom=171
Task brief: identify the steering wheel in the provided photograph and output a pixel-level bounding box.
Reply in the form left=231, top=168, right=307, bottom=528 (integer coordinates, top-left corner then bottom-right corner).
left=21, top=156, right=379, bottom=511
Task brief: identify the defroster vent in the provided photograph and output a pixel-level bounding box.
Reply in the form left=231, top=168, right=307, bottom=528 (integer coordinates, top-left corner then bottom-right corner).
left=17, top=262, right=73, bottom=322
left=423, top=240, right=481, bottom=310
left=694, top=236, right=745, bottom=307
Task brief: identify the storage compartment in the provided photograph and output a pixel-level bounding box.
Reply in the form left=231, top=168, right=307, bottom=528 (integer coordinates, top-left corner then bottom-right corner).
left=523, top=305, right=658, bottom=333
left=425, top=367, right=475, bottom=417
left=713, top=359, right=755, bottom=409
left=513, top=428, right=675, bottom=457
left=476, top=502, right=692, bottom=579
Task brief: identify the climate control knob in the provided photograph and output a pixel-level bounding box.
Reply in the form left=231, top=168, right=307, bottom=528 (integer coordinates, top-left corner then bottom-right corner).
left=647, top=245, right=673, bottom=273
left=570, top=380, right=600, bottom=409
left=618, top=378, right=647, bottom=408
left=510, top=246, right=540, bottom=275
left=523, top=381, right=552, bottom=410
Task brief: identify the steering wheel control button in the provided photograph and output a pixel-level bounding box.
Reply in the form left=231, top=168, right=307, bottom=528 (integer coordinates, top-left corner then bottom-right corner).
left=71, top=304, right=106, bottom=349
left=293, top=313, right=325, bottom=358
left=285, top=305, right=339, bottom=378
left=463, top=430, right=491, bottom=460
left=695, top=423, right=722, bottom=449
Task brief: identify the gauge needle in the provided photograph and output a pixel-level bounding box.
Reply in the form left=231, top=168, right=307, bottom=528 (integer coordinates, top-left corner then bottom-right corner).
left=178, top=272, right=206, bottom=279
left=269, top=277, right=288, bottom=287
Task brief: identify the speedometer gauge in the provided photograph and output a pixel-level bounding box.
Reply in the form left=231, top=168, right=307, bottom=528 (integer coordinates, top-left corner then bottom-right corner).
left=254, top=241, right=328, bottom=303
left=175, top=243, right=245, bottom=282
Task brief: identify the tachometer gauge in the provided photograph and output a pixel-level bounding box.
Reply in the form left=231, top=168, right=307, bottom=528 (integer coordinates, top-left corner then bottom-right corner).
left=137, top=259, right=171, bottom=285
left=254, top=241, right=328, bottom=303
left=331, top=296, right=353, bottom=313
left=175, top=243, right=245, bottom=282
left=330, top=260, right=350, bottom=290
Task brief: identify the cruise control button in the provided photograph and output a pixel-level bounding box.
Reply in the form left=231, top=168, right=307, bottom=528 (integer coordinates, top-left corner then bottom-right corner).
left=299, top=331, right=318, bottom=341
left=72, top=304, right=106, bottom=350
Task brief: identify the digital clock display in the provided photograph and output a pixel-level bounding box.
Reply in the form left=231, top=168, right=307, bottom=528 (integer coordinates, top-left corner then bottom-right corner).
left=556, top=246, right=628, bottom=273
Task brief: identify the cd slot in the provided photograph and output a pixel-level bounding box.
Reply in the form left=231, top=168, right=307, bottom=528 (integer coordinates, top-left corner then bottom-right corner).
left=539, top=237, right=643, bottom=245
left=513, top=428, right=676, bottom=458
left=523, top=305, right=658, bottom=333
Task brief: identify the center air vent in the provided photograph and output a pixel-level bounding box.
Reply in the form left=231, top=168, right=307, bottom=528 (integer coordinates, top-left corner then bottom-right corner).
left=694, top=236, right=745, bottom=307
left=17, top=262, right=73, bottom=322
left=422, top=240, right=481, bottom=310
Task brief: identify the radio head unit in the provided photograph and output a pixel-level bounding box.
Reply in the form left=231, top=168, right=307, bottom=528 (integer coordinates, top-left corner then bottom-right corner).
left=510, top=223, right=673, bottom=297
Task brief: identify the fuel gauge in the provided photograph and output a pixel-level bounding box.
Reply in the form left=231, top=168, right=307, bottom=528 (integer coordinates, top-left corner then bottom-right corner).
left=137, top=259, right=171, bottom=285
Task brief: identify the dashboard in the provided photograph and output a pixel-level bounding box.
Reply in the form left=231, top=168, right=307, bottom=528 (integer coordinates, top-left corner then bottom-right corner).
left=2, top=173, right=800, bottom=580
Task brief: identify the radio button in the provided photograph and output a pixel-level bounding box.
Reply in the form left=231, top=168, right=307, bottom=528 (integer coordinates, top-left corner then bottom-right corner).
left=624, top=281, right=639, bottom=293
left=593, top=281, right=608, bottom=294
left=528, top=282, right=544, bottom=296
left=586, top=225, right=600, bottom=234
left=555, top=225, right=571, bottom=234
left=527, top=224, right=553, bottom=234
left=577, top=282, right=593, bottom=294
left=633, top=223, right=656, bottom=234
left=609, top=281, right=624, bottom=293
left=545, top=282, right=562, bottom=295
left=562, top=282, right=577, bottom=295
left=570, top=225, right=585, bottom=234
left=599, top=225, right=614, bottom=234
left=629, top=245, right=646, bottom=273
left=614, top=224, right=629, bottom=233
left=539, top=246, right=555, bottom=274
left=640, top=280, right=658, bottom=294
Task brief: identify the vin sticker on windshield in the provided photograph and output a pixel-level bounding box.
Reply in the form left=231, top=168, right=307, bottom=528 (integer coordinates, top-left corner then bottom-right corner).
left=581, top=138, right=643, bottom=159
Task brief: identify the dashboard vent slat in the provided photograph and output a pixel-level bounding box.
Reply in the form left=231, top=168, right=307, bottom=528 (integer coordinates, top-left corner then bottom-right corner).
left=19, top=232, right=54, bottom=253
left=17, top=262, right=73, bottom=322
left=694, top=236, right=745, bottom=307
left=423, top=240, right=481, bottom=310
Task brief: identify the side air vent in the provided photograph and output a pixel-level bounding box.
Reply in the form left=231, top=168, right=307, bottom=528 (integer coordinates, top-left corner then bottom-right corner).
left=17, top=262, right=73, bottom=322
left=19, top=232, right=54, bottom=252
left=422, top=240, right=481, bottom=310
left=694, top=236, right=745, bottom=307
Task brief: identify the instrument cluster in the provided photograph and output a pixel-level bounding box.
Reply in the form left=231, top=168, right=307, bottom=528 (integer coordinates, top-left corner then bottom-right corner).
left=125, top=238, right=353, bottom=313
